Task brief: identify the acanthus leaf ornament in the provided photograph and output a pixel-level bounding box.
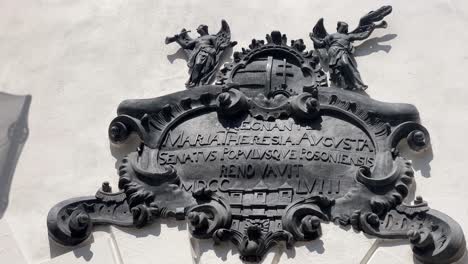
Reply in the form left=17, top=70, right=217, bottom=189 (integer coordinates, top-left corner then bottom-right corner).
left=48, top=6, right=466, bottom=263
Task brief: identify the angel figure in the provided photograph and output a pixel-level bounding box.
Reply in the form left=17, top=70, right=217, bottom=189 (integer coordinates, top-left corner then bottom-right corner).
left=310, top=6, right=392, bottom=91
left=165, top=20, right=236, bottom=88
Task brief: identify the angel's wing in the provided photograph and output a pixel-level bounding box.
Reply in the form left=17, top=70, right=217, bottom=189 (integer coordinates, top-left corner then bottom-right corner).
left=311, top=18, right=329, bottom=64
left=350, top=5, right=392, bottom=34
left=312, top=18, right=328, bottom=46
left=214, top=20, right=233, bottom=51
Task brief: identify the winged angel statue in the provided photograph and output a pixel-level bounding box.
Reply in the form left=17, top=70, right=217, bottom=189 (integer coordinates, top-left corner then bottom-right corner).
left=310, top=6, right=392, bottom=91
left=165, top=20, right=236, bottom=88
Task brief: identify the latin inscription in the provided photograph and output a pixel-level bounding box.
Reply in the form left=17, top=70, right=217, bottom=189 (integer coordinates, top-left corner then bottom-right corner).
left=162, top=130, right=374, bottom=152
left=179, top=177, right=349, bottom=195
left=158, top=118, right=375, bottom=179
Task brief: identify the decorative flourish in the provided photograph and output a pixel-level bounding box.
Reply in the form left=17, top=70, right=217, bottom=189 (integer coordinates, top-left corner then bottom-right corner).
left=187, top=188, right=231, bottom=239
left=387, top=121, right=431, bottom=152
left=282, top=195, right=333, bottom=241
left=213, top=227, right=294, bottom=262
left=290, top=92, right=321, bottom=121
left=47, top=184, right=134, bottom=246
left=109, top=89, right=220, bottom=148
left=216, top=88, right=249, bottom=117
left=354, top=197, right=466, bottom=264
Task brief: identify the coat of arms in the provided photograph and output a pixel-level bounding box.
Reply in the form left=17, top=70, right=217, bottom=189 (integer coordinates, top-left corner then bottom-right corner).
left=47, top=6, right=466, bottom=263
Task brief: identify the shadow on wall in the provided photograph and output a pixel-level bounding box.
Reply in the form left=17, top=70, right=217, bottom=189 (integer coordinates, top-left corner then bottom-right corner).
left=167, top=47, right=188, bottom=64
left=49, top=233, right=94, bottom=261
left=354, top=34, right=397, bottom=57
left=0, top=92, right=31, bottom=219
left=109, top=133, right=142, bottom=170
left=398, top=140, right=433, bottom=179
left=48, top=225, right=113, bottom=260
left=48, top=219, right=188, bottom=261
left=375, top=239, right=468, bottom=264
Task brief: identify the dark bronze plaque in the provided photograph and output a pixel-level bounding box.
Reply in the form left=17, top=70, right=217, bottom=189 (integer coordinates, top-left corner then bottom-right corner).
left=47, top=6, right=466, bottom=263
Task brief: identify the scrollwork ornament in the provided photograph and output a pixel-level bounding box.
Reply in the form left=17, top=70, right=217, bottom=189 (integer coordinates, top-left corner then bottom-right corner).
left=186, top=188, right=232, bottom=239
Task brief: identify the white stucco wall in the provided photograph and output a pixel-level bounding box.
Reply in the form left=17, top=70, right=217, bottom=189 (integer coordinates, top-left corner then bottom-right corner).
left=0, top=0, right=468, bottom=263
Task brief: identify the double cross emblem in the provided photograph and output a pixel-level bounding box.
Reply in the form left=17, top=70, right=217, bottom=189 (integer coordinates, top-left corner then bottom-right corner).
left=265, top=56, right=294, bottom=98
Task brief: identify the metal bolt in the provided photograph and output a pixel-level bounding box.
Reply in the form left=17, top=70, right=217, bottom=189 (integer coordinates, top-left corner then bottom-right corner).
left=300, top=215, right=322, bottom=240
left=414, top=195, right=423, bottom=205
left=310, top=216, right=321, bottom=229
left=188, top=212, right=200, bottom=226
left=218, top=92, right=232, bottom=107
left=174, top=207, right=185, bottom=220
left=413, top=131, right=426, bottom=145
left=305, top=98, right=319, bottom=113
left=359, top=166, right=372, bottom=178
left=407, top=230, right=421, bottom=242
left=367, top=213, right=380, bottom=227
left=110, top=125, right=120, bottom=138
left=102, top=181, right=111, bottom=193
left=76, top=213, right=89, bottom=225
left=109, top=122, right=128, bottom=142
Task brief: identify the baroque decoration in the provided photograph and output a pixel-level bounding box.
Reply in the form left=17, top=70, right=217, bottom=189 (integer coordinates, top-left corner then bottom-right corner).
left=48, top=6, right=466, bottom=263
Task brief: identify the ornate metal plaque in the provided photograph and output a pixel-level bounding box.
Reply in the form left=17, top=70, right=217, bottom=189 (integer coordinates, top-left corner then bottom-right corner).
left=47, top=6, right=466, bottom=263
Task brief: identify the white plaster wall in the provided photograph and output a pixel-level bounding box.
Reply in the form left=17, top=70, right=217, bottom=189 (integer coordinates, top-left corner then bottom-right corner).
left=0, top=0, right=467, bottom=263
